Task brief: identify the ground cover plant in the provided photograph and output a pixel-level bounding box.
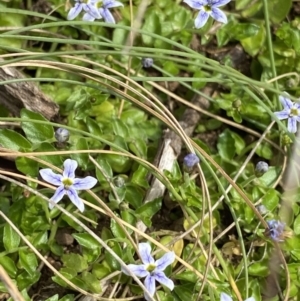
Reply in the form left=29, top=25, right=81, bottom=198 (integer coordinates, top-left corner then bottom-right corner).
left=0, top=0, right=299, bottom=300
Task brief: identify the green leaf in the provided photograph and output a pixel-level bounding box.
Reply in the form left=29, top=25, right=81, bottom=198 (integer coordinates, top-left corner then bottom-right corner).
left=125, top=184, right=144, bottom=209
left=248, top=261, right=269, bottom=276
left=230, top=23, right=260, bottom=40
left=141, top=10, right=161, bottom=45
left=0, top=129, right=31, bottom=151
left=174, top=284, right=195, bottom=301
left=21, top=109, right=54, bottom=144
left=59, top=295, right=75, bottom=301
left=0, top=256, right=17, bottom=277
left=16, top=271, right=40, bottom=291
left=18, top=249, right=38, bottom=276
left=217, top=129, right=235, bottom=161
left=261, top=188, right=279, bottom=212
left=110, top=218, right=127, bottom=239
left=112, top=119, right=129, bottom=137
left=131, top=165, right=149, bottom=189
left=72, top=233, right=101, bottom=250
left=16, top=157, right=38, bottom=176
left=241, top=22, right=266, bottom=56
left=255, top=143, right=273, bottom=160
left=81, top=272, right=101, bottom=293
left=45, top=295, right=59, bottom=301
left=136, top=198, right=162, bottom=227
left=35, top=142, right=62, bottom=166
left=294, top=215, right=300, bottom=235
left=96, top=158, right=113, bottom=184
left=92, top=263, right=111, bottom=279
left=70, top=137, right=89, bottom=168
left=3, top=224, right=20, bottom=251
left=268, top=0, right=292, bottom=23
left=61, top=253, right=88, bottom=273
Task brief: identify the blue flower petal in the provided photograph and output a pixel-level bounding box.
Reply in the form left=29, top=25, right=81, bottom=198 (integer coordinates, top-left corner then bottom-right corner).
left=103, top=0, right=124, bottom=8
left=288, top=116, right=298, bottom=133
left=85, top=3, right=101, bottom=18
left=155, top=252, right=175, bottom=271
left=220, top=293, right=233, bottom=301
left=122, top=264, right=149, bottom=277
left=183, top=0, right=207, bottom=9
left=144, top=275, right=156, bottom=301
left=82, top=13, right=96, bottom=21
left=139, top=243, right=155, bottom=265
left=211, top=7, right=227, bottom=23
left=99, top=7, right=116, bottom=23
left=153, top=271, right=174, bottom=290
left=73, top=176, right=97, bottom=190
left=211, top=0, right=231, bottom=7
left=66, top=187, right=85, bottom=212
left=67, top=3, right=83, bottom=20
left=63, top=159, right=78, bottom=179
left=279, top=95, right=293, bottom=110
left=194, top=10, right=210, bottom=28
left=49, top=186, right=65, bottom=209
left=40, top=168, right=62, bottom=186
left=274, top=111, right=289, bottom=120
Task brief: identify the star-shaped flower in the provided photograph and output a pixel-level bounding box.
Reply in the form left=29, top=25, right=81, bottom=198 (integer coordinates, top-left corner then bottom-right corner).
left=67, top=0, right=101, bottom=20
left=274, top=94, right=300, bottom=133
left=183, top=0, right=231, bottom=29
left=39, top=159, right=97, bottom=212
left=221, top=292, right=255, bottom=301
left=83, top=0, right=123, bottom=23
left=122, top=243, right=175, bottom=301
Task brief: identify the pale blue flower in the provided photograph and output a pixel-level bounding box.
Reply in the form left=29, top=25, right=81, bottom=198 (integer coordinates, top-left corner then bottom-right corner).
left=67, top=0, right=100, bottom=20
left=83, top=0, right=123, bottom=23
left=184, top=0, right=231, bottom=28
left=39, top=159, right=97, bottom=212
left=221, top=292, right=255, bottom=301
left=267, top=220, right=285, bottom=242
left=274, top=94, right=300, bottom=133
left=183, top=153, right=200, bottom=169
left=122, top=243, right=175, bottom=301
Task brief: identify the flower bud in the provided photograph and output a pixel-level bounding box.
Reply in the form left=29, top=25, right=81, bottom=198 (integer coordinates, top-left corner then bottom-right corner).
left=255, top=161, right=269, bottom=177
left=55, top=128, right=70, bottom=143
left=183, top=153, right=199, bottom=172
left=113, top=176, right=126, bottom=188
left=256, top=204, right=268, bottom=215
left=142, top=58, right=154, bottom=68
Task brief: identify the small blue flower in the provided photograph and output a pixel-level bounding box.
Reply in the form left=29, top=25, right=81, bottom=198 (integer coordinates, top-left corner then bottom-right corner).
left=221, top=292, right=255, bottom=301
left=274, top=94, right=300, bottom=133
left=67, top=0, right=100, bottom=20
left=267, top=220, right=285, bottom=242
left=83, top=0, right=123, bottom=23
left=122, top=243, right=175, bottom=301
left=183, top=0, right=231, bottom=29
left=183, top=153, right=200, bottom=169
left=39, top=159, right=97, bottom=212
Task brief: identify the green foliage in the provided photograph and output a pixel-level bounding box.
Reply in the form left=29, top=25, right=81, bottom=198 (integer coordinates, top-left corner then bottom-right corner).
left=0, top=0, right=297, bottom=300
